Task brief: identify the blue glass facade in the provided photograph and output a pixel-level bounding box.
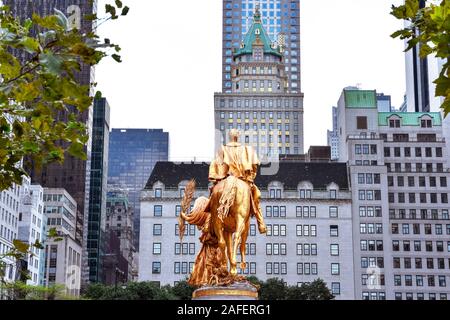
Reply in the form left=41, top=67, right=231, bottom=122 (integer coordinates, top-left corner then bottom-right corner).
left=107, top=129, right=169, bottom=250
left=87, top=98, right=110, bottom=283
left=223, top=0, right=301, bottom=93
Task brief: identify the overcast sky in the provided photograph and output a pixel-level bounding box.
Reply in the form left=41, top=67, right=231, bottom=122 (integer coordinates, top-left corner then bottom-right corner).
left=96, top=0, right=406, bottom=161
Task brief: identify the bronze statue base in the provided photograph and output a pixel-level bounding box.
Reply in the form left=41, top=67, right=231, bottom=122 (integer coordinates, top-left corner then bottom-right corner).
left=192, top=282, right=258, bottom=300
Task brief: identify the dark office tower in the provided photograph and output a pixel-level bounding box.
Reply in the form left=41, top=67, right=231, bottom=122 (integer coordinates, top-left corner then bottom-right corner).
left=85, top=98, right=110, bottom=283
left=108, top=129, right=169, bottom=250
left=5, top=0, right=97, bottom=245
left=222, top=0, right=300, bottom=93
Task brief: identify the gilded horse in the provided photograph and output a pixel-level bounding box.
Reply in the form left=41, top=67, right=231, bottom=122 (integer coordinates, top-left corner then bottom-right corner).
left=179, top=176, right=253, bottom=284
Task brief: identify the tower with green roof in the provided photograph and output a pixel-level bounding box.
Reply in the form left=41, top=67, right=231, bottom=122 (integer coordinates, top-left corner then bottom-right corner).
left=214, top=6, right=304, bottom=157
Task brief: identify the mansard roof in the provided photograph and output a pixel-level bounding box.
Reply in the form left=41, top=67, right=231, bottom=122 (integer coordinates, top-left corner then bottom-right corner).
left=378, top=112, right=442, bottom=126
left=233, top=7, right=283, bottom=59
left=145, top=161, right=349, bottom=191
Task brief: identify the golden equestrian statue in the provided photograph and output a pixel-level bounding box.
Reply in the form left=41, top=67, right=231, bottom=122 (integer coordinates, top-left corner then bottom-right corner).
left=179, top=129, right=266, bottom=287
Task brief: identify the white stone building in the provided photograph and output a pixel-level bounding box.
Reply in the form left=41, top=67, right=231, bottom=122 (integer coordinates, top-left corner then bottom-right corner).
left=337, top=88, right=450, bottom=300
left=0, top=182, right=23, bottom=283
left=18, top=183, right=45, bottom=286
left=140, top=161, right=355, bottom=299
left=42, top=188, right=82, bottom=296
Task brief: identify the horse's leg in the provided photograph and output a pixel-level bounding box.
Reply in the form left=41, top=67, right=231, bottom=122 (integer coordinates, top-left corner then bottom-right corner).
left=224, top=231, right=233, bottom=270
left=231, top=213, right=247, bottom=276
left=214, top=218, right=226, bottom=248
left=239, top=218, right=250, bottom=271
left=211, top=198, right=226, bottom=248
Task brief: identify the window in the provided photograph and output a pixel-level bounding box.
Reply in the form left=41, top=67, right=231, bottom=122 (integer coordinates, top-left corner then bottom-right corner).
left=154, top=205, right=162, bottom=217
left=331, top=283, right=340, bottom=295
left=330, top=225, right=338, bottom=237
left=389, top=119, right=400, bottom=128
left=329, top=207, right=338, bottom=218
left=331, top=263, right=340, bottom=275
left=357, top=116, right=368, bottom=129
left=330, top=244, right=339, bottom=256
left=174, top=262, right=180, bottom=274
left=153, top=243, right=161, bottom=255
left=250, top=224, right=256, bottom=236
left=297, top=263, right=303, bottom=275
left=153, top=224, right=162, bottom=236
left=155, top=188, right=162, bottom=198
left=438, top=276, right=446, bottom=287
left=311, top=225, right=317, bottom=237
left=402, top=224, right=410, bottom=234
left=152, top=262, right=161, bottom=274
left=392, top=223, right=399, bottom=234
left=299, top=189, right=312, bottom=199
left=329, top=190, right=337, bottom=199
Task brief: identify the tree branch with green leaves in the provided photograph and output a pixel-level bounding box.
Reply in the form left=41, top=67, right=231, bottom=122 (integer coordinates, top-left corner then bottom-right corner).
left=391, top=0, right=450, bottom=116
left=0, top=1, right=129, bottom=190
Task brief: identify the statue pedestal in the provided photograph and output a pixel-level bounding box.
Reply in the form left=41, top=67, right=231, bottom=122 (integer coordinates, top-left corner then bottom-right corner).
left=192, top=282, right=258, bottom=300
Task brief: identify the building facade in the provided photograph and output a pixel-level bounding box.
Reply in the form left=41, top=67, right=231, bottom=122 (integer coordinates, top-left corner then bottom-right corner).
left=85, top=98, right=110, bottom=283
left=140, top=161, right=354, bottom=299
left=376, top=93, right=392, bottom=113
left=42, top=188, right=82, bottom=296
left=0, top=182, right=25, bottom=283
left=5, top=0, right=98, bottom=247
left=222, top=0, right=301, bottom=93
left=108, top=129, right=169, bottom=251
left=106, top=189, right=135, bottom=282
left=215, top=8, right=304, bottom=156
left=337, top=88, right=450, bottom=300
left=18, top=183, right=46, bottom=286
left=327, top=106, right=339, bottom=161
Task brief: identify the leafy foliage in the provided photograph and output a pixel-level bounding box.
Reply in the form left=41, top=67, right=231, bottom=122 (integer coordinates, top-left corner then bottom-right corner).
left=0, top=2, right=129, bottom=190
left=259, top=278, right=287, bottom=300
left=170, top=279, right=196, bottom=300
left=286, top=279, right=335, bottom=300
left=1, top=282, right=70, bottom=300
left=256, top=277, right=334, bottom=300
left=391, top=0, right=450, bottom=116
left=83, top=281, right=178, bottom=300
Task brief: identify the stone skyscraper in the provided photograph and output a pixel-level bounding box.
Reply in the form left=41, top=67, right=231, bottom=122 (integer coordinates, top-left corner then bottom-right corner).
left=222, top=0, right=301, bottom=93
left=337, top=88, right=450, bottom=300
left=215, top=7, right=304, bottom=156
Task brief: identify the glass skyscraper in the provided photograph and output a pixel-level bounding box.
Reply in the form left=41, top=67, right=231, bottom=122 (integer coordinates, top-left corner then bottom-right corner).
left=86, top=98, right=110, bottom=283
left=108, top=129, right=169, bottom=251
left=222, top=0, right=301, bottom=93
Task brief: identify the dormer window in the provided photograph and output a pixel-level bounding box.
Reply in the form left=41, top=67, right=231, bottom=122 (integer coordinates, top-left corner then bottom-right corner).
left=420, top=119, right=432, bottom=128
left=330, top=189, right=337, bottom=199
left=389, top=118, right=401, bottom=128
left=299, top=189, right=312, bottom=199
left=155, top=188, right=162, bottom=198
left=269, top=189, right=282, bottom=199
